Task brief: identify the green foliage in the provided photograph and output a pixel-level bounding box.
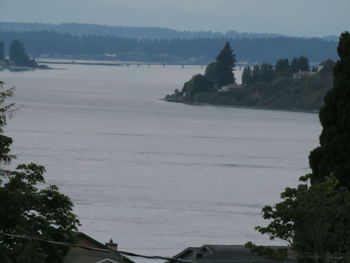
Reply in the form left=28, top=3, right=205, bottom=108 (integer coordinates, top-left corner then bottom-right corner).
left=0, top=41, right=4, bottom=60
left=256, top=32, right=350, bottom=263
left=181, top=74, right=215, bottom=101
left=275, top=58, right=291, bottom=77
left=204, top=42, right=236, bottom=88
left=9, top=40, right=36, bottom=67
left=0, top=164, right=80, bottom=263
left=252, top=65, right=260, bottom=82
left=259, top=63, right=275, bottom=82
left=204, top=62, right=220, bottom=87
left=242, top=66, right=253, bottom=87
left=0, top=81, right=80, bottom=263
left=309, top=32, right=350, bottom=186
left=215, top=42, right=236, bottom=86
left=249, top=63, right=275, bottom=84
left=274, top=57, right=309, bottom=78
left=244, top=57, right=309, bottom=88
left=0, top=81, right=15, bottom=164
left=166, top=42, right=236, bottom=102
left=291, top=57, right=310, bottom=73
left=244, top=242, right=288, bottom=262
left=256, top=175, right=350, bottom=259
left=166, top=62, right=333, bottom=111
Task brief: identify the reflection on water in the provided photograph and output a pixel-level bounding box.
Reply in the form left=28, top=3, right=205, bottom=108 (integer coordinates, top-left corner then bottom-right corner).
left=1, top=64, right=320, bottom=256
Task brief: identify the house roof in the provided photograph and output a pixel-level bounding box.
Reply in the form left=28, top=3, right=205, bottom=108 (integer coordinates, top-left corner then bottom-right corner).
left=70, top=232, right=107, bottom=249
left=169, top=245, right=294, bottom=263
left=64, top=232, right=131, bottom=263
left=65, top=249, right=124, bottom=263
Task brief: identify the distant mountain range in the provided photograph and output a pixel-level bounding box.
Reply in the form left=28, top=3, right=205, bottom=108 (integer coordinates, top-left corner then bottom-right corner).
left=0, top=22, right=339, bottom=41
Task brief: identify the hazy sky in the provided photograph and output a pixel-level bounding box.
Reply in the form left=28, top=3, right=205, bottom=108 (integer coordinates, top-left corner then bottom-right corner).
left=1, top=0, right=349, bottom=37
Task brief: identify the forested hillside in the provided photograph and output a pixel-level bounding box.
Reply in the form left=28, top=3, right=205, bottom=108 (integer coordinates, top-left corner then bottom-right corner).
left=165, top=47, right=334, bottom=112
left=0, top=30, right=337, bottom=64
left=0, top=22, right=297, bottom=39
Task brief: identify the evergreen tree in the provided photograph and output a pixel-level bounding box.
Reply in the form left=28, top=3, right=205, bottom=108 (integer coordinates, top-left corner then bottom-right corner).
left=291, top=56, right=310, bottom=73
left=309, top=32, right=350, bottom=186
left=252, top=65, right=260, bottom=82
left=241, top=66, right=252, bottom=86
left=275, top=58, right=291, bottom=77
left=298, top=56, right=310, bottom=72
left=260, top=63, right=275, bottom=82
left=216, top=42, right=236, bottom=86
left=0, top=41, right=5, bottom=60
left=9, top=39, right=36, bottom=67
left=204, top=42, right=236, bottom=88
left=204, top=62, right=220, bottom=88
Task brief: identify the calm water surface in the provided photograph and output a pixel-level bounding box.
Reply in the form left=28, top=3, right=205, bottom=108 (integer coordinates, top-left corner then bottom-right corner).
left=0, top=64, right=320, bottom=257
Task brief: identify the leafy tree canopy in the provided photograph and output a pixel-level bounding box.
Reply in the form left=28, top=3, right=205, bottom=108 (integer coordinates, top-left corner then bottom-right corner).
left=181, top=74, right=215, bottom=100
left=256, top=175, right=350, bottom=257
left=0, top=81, right=80, bottom=263
left=255, top=32, right=350, bottom=262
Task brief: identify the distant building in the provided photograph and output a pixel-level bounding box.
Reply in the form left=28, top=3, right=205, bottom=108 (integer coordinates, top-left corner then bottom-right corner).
left=167, top=245, right=296, bottom=263
left=219, top=83, right=243, bottom=92
left=292, top=71, right=315, bottom=79
left=64, top=232, right=131, bottom=263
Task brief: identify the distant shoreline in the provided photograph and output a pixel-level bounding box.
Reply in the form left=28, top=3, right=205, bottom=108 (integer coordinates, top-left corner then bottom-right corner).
left=37, top=60, right=123, bottom=67
left=36, top=59, right=208, bottom=67
left=161, top=98, right=319, bottom=114
left=0, top=64, right=52, bottom=71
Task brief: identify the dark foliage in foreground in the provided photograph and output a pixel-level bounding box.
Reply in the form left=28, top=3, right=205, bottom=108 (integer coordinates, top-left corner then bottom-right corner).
left=0, top=81, right=79, bottom=263
left=255, top=32, right=350, bottom=262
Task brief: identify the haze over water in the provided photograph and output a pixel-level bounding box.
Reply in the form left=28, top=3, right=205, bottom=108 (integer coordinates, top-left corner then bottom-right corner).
left=0, top=64, right=320, bottom=257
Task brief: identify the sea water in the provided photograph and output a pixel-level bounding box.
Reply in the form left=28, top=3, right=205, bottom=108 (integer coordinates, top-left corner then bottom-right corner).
left=0, top=63, right=320, bottom=258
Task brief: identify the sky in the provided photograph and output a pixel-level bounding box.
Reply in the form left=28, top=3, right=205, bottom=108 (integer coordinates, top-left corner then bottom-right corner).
left=0, top=0, right=349, bottom=37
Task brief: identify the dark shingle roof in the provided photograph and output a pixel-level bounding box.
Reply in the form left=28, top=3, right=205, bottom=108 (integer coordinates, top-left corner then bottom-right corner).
left=64, top=232, right=130, bottom=263
left=170, top=245, right=294, bottom=263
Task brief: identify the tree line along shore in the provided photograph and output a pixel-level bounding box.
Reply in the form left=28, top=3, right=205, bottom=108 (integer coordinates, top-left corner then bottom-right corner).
left=0, top=39, right=49, bottom=70
left=164, top=42, right=335, bottom=112
left=0, top=29, right=337, bottom=64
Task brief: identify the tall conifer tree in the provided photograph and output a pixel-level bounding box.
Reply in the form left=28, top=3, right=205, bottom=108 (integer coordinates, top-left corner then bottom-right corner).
left=205, top=42, right=236, bottom=88
left=9, top=40, right=31, bottom=66
left=309, top=31, right=350, bottom=186
left=242, top=66, right=252, bottom=86
left=216, top=42, right=236, bottom=86
left=0, top=41, right=5, bottom=60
